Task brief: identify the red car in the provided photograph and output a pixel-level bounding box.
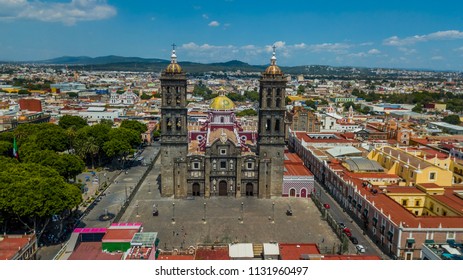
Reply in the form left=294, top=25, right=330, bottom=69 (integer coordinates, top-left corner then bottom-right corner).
left=323, top=203, right=330, bottom=209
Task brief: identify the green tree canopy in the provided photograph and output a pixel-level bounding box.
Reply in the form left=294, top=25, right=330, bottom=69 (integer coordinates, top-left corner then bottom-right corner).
left=59, top=115, right=88, bottom=131
left=120, top=120, right=147, bottom=134
left=442, top=114, right=461, bottom=125
left=0, top=161, right=81, bottom=237
left=236, top=109, right=257, bottom=117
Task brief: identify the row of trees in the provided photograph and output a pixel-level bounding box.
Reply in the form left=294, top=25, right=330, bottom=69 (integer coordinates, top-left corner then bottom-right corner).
left=0, top=117, right=147, bottom=236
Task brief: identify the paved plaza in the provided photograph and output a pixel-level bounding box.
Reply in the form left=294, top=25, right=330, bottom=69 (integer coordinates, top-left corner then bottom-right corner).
left=121, top=159, right=342, bottom=253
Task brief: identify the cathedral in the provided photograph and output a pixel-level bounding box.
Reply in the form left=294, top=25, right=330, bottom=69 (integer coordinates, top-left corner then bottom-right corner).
left=160, top=47, right=287, bottom=198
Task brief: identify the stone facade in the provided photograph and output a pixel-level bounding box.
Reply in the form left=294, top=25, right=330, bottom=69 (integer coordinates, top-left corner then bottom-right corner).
left=160, top=48, right=286, bottom=199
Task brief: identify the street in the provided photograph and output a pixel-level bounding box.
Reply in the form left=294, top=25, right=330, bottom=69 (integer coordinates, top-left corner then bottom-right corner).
left=314, top=181, right=389, bottom=259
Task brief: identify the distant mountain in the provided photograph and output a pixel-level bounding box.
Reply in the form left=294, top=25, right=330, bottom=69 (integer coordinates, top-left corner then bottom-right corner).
left=37, top=55, right=169, bottom=65
left=2, top=55, right=459, bottom=78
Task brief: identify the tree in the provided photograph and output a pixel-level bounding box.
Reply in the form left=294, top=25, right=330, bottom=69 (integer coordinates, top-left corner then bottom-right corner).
left=120, top=120, right=147, bottom=134
left=59, top=115, right=88, bottom=131
left=0, top=161, right=81, bottom=238
left=412, top=103, right=423, bottom=113
left=442, top=114, right=461, bottom=125
left=100, top=119, right=114, bottom=127
left=236, top=109, right=257, bottom=117
left=343, top=101, right=356, bottom=111
left=140, top=93, right=152, bottom=100
left=305, top=100, right=317, bottom=110
left=67, top=92, right=78, bottom=98
left=109, top=127, right=141, bottom=147
left=18, top=89, right=31, bottom=95
left=35, top=124, right=68, bottom=152
left=243, top=90, right=259, bottom=102
left=297, top=85, right=306, bottom=95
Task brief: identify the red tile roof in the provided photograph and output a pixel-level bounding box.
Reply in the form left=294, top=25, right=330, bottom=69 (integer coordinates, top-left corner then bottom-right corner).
left=0, top=234, right=35, bottom=260
left=194, top=246, right=230, bottom=260
left=279, top=243, right=320, bottom=260
left=102, top=229, right=139, bottom=242
left=68, top=242, right=123, bottom=260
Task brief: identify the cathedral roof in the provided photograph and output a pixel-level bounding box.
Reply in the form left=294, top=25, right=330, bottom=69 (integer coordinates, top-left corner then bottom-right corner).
left=209, top=94, right=235, bottom=110
left=165, top=47, right=182, bottom=74
left=263, top=46, right=283, bottom=76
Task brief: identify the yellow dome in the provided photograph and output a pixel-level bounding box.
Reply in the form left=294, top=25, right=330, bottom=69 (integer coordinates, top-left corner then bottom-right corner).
left=165, top=63, right=182, bottom=74
left=209, top=95, right=235, bottom=110
left=165, top=47, right=182, bottom=74
left=264, top=65, right=282, bottom=75
left=263, top=47, right=283, bottom=75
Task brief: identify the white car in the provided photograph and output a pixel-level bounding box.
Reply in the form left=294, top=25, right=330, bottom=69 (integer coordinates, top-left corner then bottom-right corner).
left=356, top=244, right=366, bottom=253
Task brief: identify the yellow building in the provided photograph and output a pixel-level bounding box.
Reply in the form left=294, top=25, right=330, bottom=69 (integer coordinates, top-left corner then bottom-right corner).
left=386, top=185, right=463, bottom=217
left=368, top=146, right=453, bottom=187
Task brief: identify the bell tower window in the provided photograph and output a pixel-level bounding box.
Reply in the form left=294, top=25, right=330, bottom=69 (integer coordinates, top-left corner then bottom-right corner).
left=266, top=119, right=271, bottom=131
left=275, top=119, right=280, bottom=131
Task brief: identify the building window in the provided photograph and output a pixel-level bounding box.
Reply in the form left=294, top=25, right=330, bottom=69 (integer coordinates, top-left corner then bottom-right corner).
left=193, top=162, right=200, bottom=170
left=266, top=119, right=271, bottom=131
left=415, top=200, right=420, bottom=206
left=220, top=149, right=227, bottom=155
left=275, top=119, right=280, bottom=132
left=402, top=199, right=408, bottom=206
left=447, top=232, right=455, bottom=240
left=220, top=161, right=226, bottom=169
left=220, top=117, right=224, bottom=123
left=247, top=162, right=254, bottom=169
left=429, top=172, right=436, bottom=181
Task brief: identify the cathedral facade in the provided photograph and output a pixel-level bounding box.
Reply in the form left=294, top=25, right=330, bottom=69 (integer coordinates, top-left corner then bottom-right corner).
left=160, top=47, right=287, bottom=198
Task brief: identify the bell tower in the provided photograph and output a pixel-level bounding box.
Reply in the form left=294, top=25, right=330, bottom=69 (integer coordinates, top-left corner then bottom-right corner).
left=160, top=44, right=188, bottom=198
left=257, top=46, right=287, bottom=198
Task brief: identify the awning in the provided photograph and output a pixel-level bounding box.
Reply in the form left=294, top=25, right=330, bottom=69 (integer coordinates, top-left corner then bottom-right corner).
left=406, top=238, right=415, bottom=244
left=425, top=239, right=434, bottom=244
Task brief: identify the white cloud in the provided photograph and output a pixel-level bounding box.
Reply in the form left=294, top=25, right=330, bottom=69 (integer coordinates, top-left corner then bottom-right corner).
left=208, top=20, right=220, bottom=27
left=0, top=0, right=116, bottom=25
left=431, top=56, right=444, bottom=60
left=383, top=30, right=463, bottom=46
left=368, top=48, right=381, bottom=55
left=454, top=46, right=463, bottom=52
left=202, top=14, right=208, bottom=19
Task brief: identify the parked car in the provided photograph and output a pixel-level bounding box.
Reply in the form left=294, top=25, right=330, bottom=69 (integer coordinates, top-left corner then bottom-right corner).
left=356, top=244, right=366, bottom=253
left=350, top=236, right=359, bottom=244
left=323, top=203, right=330, bottom=209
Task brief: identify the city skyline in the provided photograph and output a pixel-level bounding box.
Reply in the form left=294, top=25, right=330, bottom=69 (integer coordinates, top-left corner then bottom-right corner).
left=1, top=0, right=463, bottom=70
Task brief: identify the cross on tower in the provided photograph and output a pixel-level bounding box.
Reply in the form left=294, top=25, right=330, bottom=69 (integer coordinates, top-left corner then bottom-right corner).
left=171, top=43, right=176, bottom=51
left=272, top=45, right=276, bottom=53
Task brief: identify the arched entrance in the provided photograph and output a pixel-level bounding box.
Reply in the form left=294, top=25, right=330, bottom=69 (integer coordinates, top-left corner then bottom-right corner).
left=219, top=180, right=228, bottom=196
left=246, top=183, right=254, bottom=196
left=300, top=188, right=307, bottom=198
left=289, top=188, right=296, bottom=197
left=192, top=183, right=200, bottom=196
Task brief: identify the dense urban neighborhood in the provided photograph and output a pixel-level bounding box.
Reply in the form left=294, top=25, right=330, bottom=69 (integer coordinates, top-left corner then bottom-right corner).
left=1, top=50, right=463, bottom=261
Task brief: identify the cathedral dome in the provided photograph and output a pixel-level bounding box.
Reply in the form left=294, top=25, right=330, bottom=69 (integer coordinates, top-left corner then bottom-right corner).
left=209, top=95, right=235, bottom=110
left=263, top=46, right=283, bottom=75
left=165, top=47, right=182, bottom=74
left=264, top=64, right=282, bottom=75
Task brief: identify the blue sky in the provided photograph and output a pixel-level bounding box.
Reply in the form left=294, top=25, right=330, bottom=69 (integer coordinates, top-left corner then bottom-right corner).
left=1, top=0, right=463, bottom=70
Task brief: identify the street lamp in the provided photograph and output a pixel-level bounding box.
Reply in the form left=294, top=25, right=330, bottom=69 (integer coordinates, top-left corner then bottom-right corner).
left=203, top=202, right=207, bottom=223
left=240, top=202, right=244, bottom=224
left=125, top=185, right=128, bottom=204
left=148, top=182, right=151, bottom=193
left=136, top=202, right=139, bottom=217
left=272, top=202, right=275, bottom=223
